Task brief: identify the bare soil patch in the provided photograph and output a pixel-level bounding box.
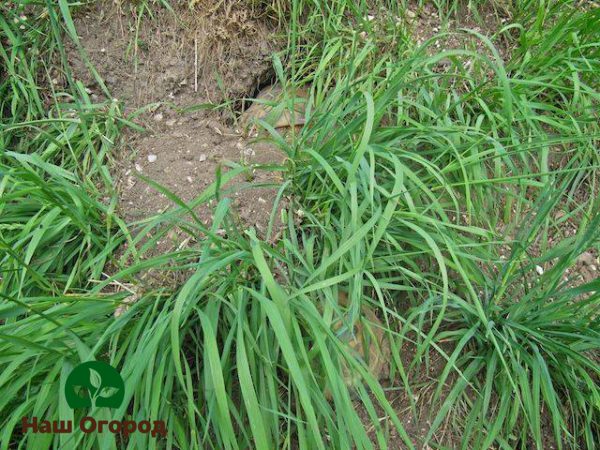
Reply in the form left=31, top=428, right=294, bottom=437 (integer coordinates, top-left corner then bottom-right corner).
left=67, top=0, right=287, bottom=251
left=68, top=0, right=276, bottom=109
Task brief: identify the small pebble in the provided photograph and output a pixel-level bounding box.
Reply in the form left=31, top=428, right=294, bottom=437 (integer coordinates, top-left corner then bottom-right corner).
left=535, top=265, right=544, bottom=275
left=147, top=154, right=157, bottom=163
left=199, top=154, right=207, bottom=162
left=577, top=252, right=597, bottom=266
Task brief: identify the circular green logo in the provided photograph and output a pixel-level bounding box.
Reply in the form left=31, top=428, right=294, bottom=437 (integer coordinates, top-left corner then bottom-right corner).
left=65, top=361, right=124, bottom=409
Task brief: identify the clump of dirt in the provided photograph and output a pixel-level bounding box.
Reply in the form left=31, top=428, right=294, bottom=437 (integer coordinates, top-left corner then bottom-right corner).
left=190, top=0, right=278, bottom=103
left=68, top=0, right=277, bottom=110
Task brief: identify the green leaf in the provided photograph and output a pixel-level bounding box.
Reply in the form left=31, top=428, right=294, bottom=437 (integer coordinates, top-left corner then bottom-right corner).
left=99, top=386, right=119, bottom=398
left=89, top=368, right=102, bottom=390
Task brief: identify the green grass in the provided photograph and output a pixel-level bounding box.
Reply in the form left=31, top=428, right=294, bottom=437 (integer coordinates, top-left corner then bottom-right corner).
left=1, top=0, right=599, bottom=449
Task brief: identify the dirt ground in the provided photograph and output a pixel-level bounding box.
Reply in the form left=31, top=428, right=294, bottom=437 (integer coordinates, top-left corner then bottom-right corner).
left=67, top=0, right=287, bottom=254
left=69, top=1, right=276, bottom=109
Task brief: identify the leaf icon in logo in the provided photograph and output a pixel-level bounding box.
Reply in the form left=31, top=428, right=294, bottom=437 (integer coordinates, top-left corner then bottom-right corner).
left=89, top=368, right=102, bottom=390
left=65, top=361, right=124, bottom=409
left=99, top=386, right=119, bottom=399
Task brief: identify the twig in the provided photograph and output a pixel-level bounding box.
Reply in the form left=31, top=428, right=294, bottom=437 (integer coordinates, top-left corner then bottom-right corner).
left=194, top=35, right=198, bottom=93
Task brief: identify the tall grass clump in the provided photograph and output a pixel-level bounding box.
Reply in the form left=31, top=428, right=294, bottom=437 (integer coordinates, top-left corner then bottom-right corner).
left=279, top=1, right=599, bottom=447
left=1, top=0, right=128, bottom=291
left=0, top=151, right=124, bottom=298
left=425, top=188, right=600, bottom=449
left=1, top=2, right=133, bottom=448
